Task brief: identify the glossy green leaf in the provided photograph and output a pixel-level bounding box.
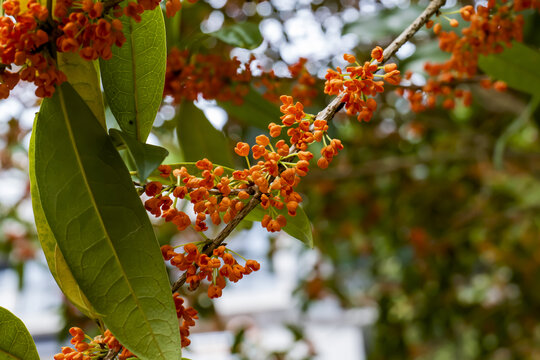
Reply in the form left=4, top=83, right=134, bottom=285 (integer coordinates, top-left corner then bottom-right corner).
left=211, top=22, right=263, bottom=49
left=479, top=41, right=540, bottom=97
left=0, top=307, right=39, bottom=360
left=176, top=101, right=233, bottom=166
left=245, top=204, right=313, bottom=248
left=33, top=83, right=181, bottom=360
left=29, top=129, right=99, bottom=319
left=57, top=52, right=106, bottom=128
left=218, top=86, right=281, bottom=129
left=110, top=129, right=169, bottom=183
left=100, top=5, right=167, bottom=141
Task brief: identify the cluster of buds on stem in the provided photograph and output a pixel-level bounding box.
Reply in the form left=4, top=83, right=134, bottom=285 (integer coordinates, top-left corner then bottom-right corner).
left=172, top=293, right=198, bottom=347
left=162, top=244, right=260, bottom=299
left=0, top=0, right=194, bottom=99
left=400, top=0, right=539, bottom=111
left=164, top=48, right=317, bottom=106
left=54, top=327, right=134, bottom=360
left=323, top=46, right=401, bottom=122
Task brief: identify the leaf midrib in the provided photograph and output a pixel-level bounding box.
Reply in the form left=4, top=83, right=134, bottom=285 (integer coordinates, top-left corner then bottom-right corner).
left=57, top=87, right=165, bottom=358
left=128, top=18, right=141, bottom=141
left=0, top=347, right=21, bottom=359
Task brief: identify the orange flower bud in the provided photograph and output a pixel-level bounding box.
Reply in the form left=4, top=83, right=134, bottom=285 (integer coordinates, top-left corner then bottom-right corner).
left=256, top=135, right=270, bottom=146
left=317, top=157, right=329, bottom=169
left=234, top=142, right=250, bottom=157
left=343, top=53, right=356, bottom=63
left=371, top=46, right=384, bottom=61
left=384, top=63, right=397, bottom=72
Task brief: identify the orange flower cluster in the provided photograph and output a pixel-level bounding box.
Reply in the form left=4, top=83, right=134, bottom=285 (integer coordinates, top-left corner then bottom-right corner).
left=144, top=160, right=254, bottom=232
left=400, top=0, right=539, bottom=111
left=55, top=0, right=126, bottom=61
left=1, top=0, right=183, bottom=99
left=163, top=48, right=317, bottom=106
left=324, top=48, right=400, bottom=122
left=54, top=328, right=134, bottom=360
left=147, top=93, right=341, bottom=233
left=164, top=48, right=253, bottom=104
left=0, top=0, right=66, bottom=98
left=172, top=293, right=199, bottom=347
left=270, top=94, right=344, bottom=169
left=163, top=244, right=260, bottom=299
left=55, top=293, right=199, bottom=358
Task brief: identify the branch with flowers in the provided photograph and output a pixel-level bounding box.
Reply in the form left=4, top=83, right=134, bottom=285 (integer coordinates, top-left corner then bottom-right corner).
left=1, top=0, right=538, bottom=359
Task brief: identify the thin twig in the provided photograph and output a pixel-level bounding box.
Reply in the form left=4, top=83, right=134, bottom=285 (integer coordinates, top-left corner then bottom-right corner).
left=171, top=191, right=261, bottom=293
left=103, top=348, right=120, bottom=360
left=315, top=0, right=447, bottom=122
left=381, top=0, right=446, bottom=62
left=170, top=0, right=447, bottom=291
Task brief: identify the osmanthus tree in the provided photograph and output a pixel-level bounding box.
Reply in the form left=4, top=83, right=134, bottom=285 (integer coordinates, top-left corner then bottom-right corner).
left=0, top=0, right=539, bottom=359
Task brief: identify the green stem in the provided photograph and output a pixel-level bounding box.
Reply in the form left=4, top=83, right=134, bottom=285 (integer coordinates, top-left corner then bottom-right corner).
left=226, top=248, right=248, bottom=262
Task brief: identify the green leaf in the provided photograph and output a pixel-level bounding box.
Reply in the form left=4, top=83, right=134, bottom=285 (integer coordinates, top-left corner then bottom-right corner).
left=478, top=41, right=540, bottom=97
left=100, top=5, right=167, bottom=141
left=176, top=101, right=233, bottom=166
left=33, top=83, right=181, bottom=360
left=218, top=86, right=281, bottom=129
left=57, top=52, right=106, bottom=128
left=110, top=129, right=169, bottom=183
left=29, top=129, right=99, bottom=319
left=245, top=204, right=313, bottom=248
left=210, top=22, right=263, bottom=49
left=0, top=307, right=39, bottom=360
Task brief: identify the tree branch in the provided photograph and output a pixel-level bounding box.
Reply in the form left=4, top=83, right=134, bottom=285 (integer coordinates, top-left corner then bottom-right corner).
left=170, top=0, right=447, bottom=292
left=103, top=348, right=120, bottom=360
left=381, top=0, right=446, bottom=62
left=316, top=0, right=446, bottom=122
left=171, top=191, right=262, bottom=293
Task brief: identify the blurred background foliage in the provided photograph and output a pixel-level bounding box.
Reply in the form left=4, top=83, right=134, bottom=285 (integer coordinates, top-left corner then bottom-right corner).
left=1, top=0, right=540, bottom=359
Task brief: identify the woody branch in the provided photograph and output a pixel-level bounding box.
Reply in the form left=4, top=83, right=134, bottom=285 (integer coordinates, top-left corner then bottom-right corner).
left=170, top=0, right=447, bottom=292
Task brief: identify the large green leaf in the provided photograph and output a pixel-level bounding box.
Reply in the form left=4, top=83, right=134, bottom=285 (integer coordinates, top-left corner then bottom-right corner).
left=57, top=52, right=106, bottom=128
left=33, top=83, right=181, bottom=360
left=100, top=5, right=167, bottom=141
left=110, top=129, right=169, bottom=183
left=479, top=41, right=540, bottom=97
left=245, top=204, right=314, bottom=248
left=0, top=307, right=39, bottom=360
left=29, top=128, right=99, bottom=319
left=210, top=22, right=263, bottom=49
left=176, top=101, right=233, bottom=166
left=218, top=86, right=281, bottom=129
